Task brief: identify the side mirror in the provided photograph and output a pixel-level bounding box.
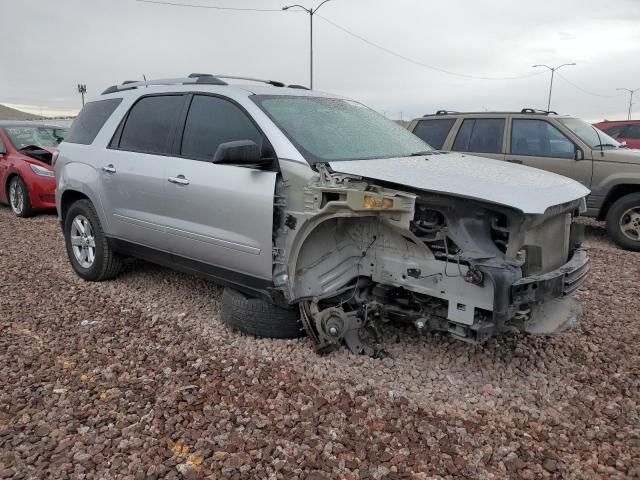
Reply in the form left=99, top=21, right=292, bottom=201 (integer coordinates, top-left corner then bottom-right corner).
left=212, top=140, right=270, bottom=166
left=574, top=147, right=584, bottom=160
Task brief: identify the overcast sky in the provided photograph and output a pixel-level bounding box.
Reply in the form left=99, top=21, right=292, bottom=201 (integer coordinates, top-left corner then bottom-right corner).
left=2, top=0, right=639, bottom=120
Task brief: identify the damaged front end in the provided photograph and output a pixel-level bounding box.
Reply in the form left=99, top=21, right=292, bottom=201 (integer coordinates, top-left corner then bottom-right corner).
left=273, top=163, right=589, bottom=356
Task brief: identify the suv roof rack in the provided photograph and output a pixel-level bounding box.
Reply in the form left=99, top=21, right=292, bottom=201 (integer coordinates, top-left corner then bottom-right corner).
left=434, top=110, right=459, bottom=115
left=101, top=74, right=288, bottom=95
left=520, top=108, right=558, bottom=115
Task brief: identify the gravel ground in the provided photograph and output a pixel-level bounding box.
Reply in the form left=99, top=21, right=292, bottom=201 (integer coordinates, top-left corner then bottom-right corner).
left=0, top=207, right=638, bottom=479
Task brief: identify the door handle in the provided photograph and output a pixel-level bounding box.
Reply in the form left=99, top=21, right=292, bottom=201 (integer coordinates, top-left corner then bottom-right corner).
left=102, top=164, right=116, bottom=173
left=168, top=175, right=189, bottom=185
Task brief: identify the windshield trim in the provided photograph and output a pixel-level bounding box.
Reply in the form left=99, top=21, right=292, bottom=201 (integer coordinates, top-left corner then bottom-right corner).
left=251, top=94, right=433, bottom=164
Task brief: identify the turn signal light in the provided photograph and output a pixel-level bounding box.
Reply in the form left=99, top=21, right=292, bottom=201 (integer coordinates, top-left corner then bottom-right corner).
left=363, top=194, right=394, bottom=209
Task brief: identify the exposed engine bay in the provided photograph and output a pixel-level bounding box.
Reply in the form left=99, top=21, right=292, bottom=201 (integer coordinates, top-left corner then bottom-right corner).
left=273, top=163, right=589, bottom=356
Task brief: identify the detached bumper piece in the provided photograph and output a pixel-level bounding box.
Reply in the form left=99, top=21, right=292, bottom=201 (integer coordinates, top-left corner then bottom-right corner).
left=510, top=248, right=589, bottom=304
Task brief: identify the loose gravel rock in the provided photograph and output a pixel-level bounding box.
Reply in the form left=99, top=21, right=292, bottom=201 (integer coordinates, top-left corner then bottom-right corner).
left=0, top=208, right=638, bottom=479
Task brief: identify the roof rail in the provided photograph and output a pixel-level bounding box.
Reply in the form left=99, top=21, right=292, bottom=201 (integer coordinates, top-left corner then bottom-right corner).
left=101, top=74, right=292, bottom=95
left=213, top=75, right=285, bottom=88
left=520, top=108, right=558, bottom=115
left=434, top=110, right=459, bottom=115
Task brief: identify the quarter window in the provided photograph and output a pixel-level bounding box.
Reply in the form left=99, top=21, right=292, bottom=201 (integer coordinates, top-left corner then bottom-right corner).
left=118, top=95, right=185, bottom=154
left=181, top=95, right=264, bottom=161
left=452, top=118, right=504, bottom=154
left=511, top=119, right=574, bottom=158
left=65, top=98, right=122, bottom=145
left=412, top=119, right=455, bottom=149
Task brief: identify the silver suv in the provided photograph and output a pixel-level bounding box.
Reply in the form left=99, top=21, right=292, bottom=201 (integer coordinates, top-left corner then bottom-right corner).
left=55, top=75, right=590, bottom=356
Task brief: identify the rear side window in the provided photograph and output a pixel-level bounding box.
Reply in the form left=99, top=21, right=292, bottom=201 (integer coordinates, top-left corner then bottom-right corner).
left=181, top=95, right=264, bottom=161
left=65, top=98, right=122, bottom=145
left=602, top=125, right=628, bottom=138
left=452, top=118, right=504, bottom=154
left=625, top=124, right=640, bottom=139
left=511, top=119, right=574, bottom=158
left=412, top=119, right=455, bottom=149
left=118, top=95, right=185, bottom=154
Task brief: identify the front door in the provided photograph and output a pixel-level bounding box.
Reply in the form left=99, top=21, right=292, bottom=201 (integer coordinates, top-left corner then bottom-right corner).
left=505, top=118, right=593, bottom=188
left=164, top=94, right=277, bottom=282
left=98, top=94, right=188, bottom=251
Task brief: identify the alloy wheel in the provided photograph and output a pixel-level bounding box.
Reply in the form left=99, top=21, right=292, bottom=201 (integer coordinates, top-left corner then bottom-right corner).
left=70, top=214, right=96, bottom=268
left=619, top=206, right=640, bottom=241
left=9, top=180, right=24, bottom=215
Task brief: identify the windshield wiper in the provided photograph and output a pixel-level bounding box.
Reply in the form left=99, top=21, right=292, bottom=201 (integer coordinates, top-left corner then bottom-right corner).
left=409, top=150, right=433, bottom=156
left=593, top=143, right=618, bottom=149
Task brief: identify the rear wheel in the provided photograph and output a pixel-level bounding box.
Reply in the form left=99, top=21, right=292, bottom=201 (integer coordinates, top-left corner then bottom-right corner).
left=64, top=199, right=122, bottom=281
left=605, top=193, right=640, bottom=251
left=221, top=287, right=304, bottom=339
left=8, top=176, right=34, bottom=218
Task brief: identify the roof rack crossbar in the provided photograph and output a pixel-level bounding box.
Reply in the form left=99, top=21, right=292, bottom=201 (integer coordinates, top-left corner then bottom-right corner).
left=520, top=108, right=558, bottom=115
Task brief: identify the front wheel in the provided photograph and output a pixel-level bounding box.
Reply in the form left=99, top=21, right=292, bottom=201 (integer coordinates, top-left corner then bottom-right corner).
left=605, top=193, right=640, bottom=251
left=221, top=288, right=304, bottom=339
left=64, top=199, right=122, bottom=281
left=8, top=176, right=34, bottom=218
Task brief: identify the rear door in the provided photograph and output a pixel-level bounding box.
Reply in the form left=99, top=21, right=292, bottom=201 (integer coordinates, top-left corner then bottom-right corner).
left=164, top=94, right=277, bottom=283
left=449, top=117, right=506, bottom=161
left=99, top=94, right=188, bottom=251
left=505, top=118, right=593, bottom=187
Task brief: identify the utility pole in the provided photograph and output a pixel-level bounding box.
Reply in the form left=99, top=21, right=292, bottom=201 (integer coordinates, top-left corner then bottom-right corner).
left=616, top=87, right=640, bottom=120
left=77, top=84, right=87, bottom=107
left=532, top=63, right=576, bottom=111
left=282, top=0, right=334, bottom=89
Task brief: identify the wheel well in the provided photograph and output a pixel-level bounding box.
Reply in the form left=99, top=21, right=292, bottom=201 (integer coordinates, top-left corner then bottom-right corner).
left=598, top=184, right=640, bottom=220
left=60, top=190, right=89, bottom=224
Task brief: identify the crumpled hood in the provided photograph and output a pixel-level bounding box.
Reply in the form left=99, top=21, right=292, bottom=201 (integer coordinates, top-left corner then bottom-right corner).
left=329, top=152, right=590, bottom=214
left=600, top=147, right=640, bottom=165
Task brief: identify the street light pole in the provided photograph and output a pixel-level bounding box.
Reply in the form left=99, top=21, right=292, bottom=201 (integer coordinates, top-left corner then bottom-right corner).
left=532, top=63, right=576, bottom=111
left=282, top=0, right=334, bottom=89
left=616, top=87, right=640, bottom=120
left=77, top=84, right=87, bottom=107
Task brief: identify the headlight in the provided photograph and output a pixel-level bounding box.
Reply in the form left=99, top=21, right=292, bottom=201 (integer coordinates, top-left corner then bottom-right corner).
left=30, top=164, right=54, bottom=177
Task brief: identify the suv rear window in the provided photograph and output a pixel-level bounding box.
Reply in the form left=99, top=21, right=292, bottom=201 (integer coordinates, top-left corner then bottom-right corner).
left=118, top=95, right=185, bottom=154
left=65, top=98, right=122, bottom=145
left=452, top=118, right=504, bottom=154
left=412, top=119, right=455, bottom=149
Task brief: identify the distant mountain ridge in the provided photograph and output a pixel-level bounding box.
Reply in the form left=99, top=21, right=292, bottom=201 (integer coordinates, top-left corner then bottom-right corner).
left=0, top=104, right=46, bottom=121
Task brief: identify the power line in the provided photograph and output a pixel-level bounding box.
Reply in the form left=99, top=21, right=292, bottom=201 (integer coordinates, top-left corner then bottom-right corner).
left=135, top=0, right=287, bottom=12
left=316, top=14, right=544, bottom=81
left=555, top=72, right=621, bottom=98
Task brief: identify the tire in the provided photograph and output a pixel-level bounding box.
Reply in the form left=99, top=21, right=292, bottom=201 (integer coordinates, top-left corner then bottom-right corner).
left=221, top=287, right=304, bottom=339
left=64, top=199, right=122, bottom=281
left=605, top=193, right=640, bottom=251
left=8, top=176, right=34, bottom=218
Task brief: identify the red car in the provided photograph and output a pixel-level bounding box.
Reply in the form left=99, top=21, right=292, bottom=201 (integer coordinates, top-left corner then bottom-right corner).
left=0, top=121, right=64, bottom=217
left=593, top=120, right=640, bottom=149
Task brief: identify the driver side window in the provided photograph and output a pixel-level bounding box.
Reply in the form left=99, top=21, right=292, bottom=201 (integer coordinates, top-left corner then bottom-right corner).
left=511, top=119, right=574, bottom=159
left=181, top=95, right=265, bottom=161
